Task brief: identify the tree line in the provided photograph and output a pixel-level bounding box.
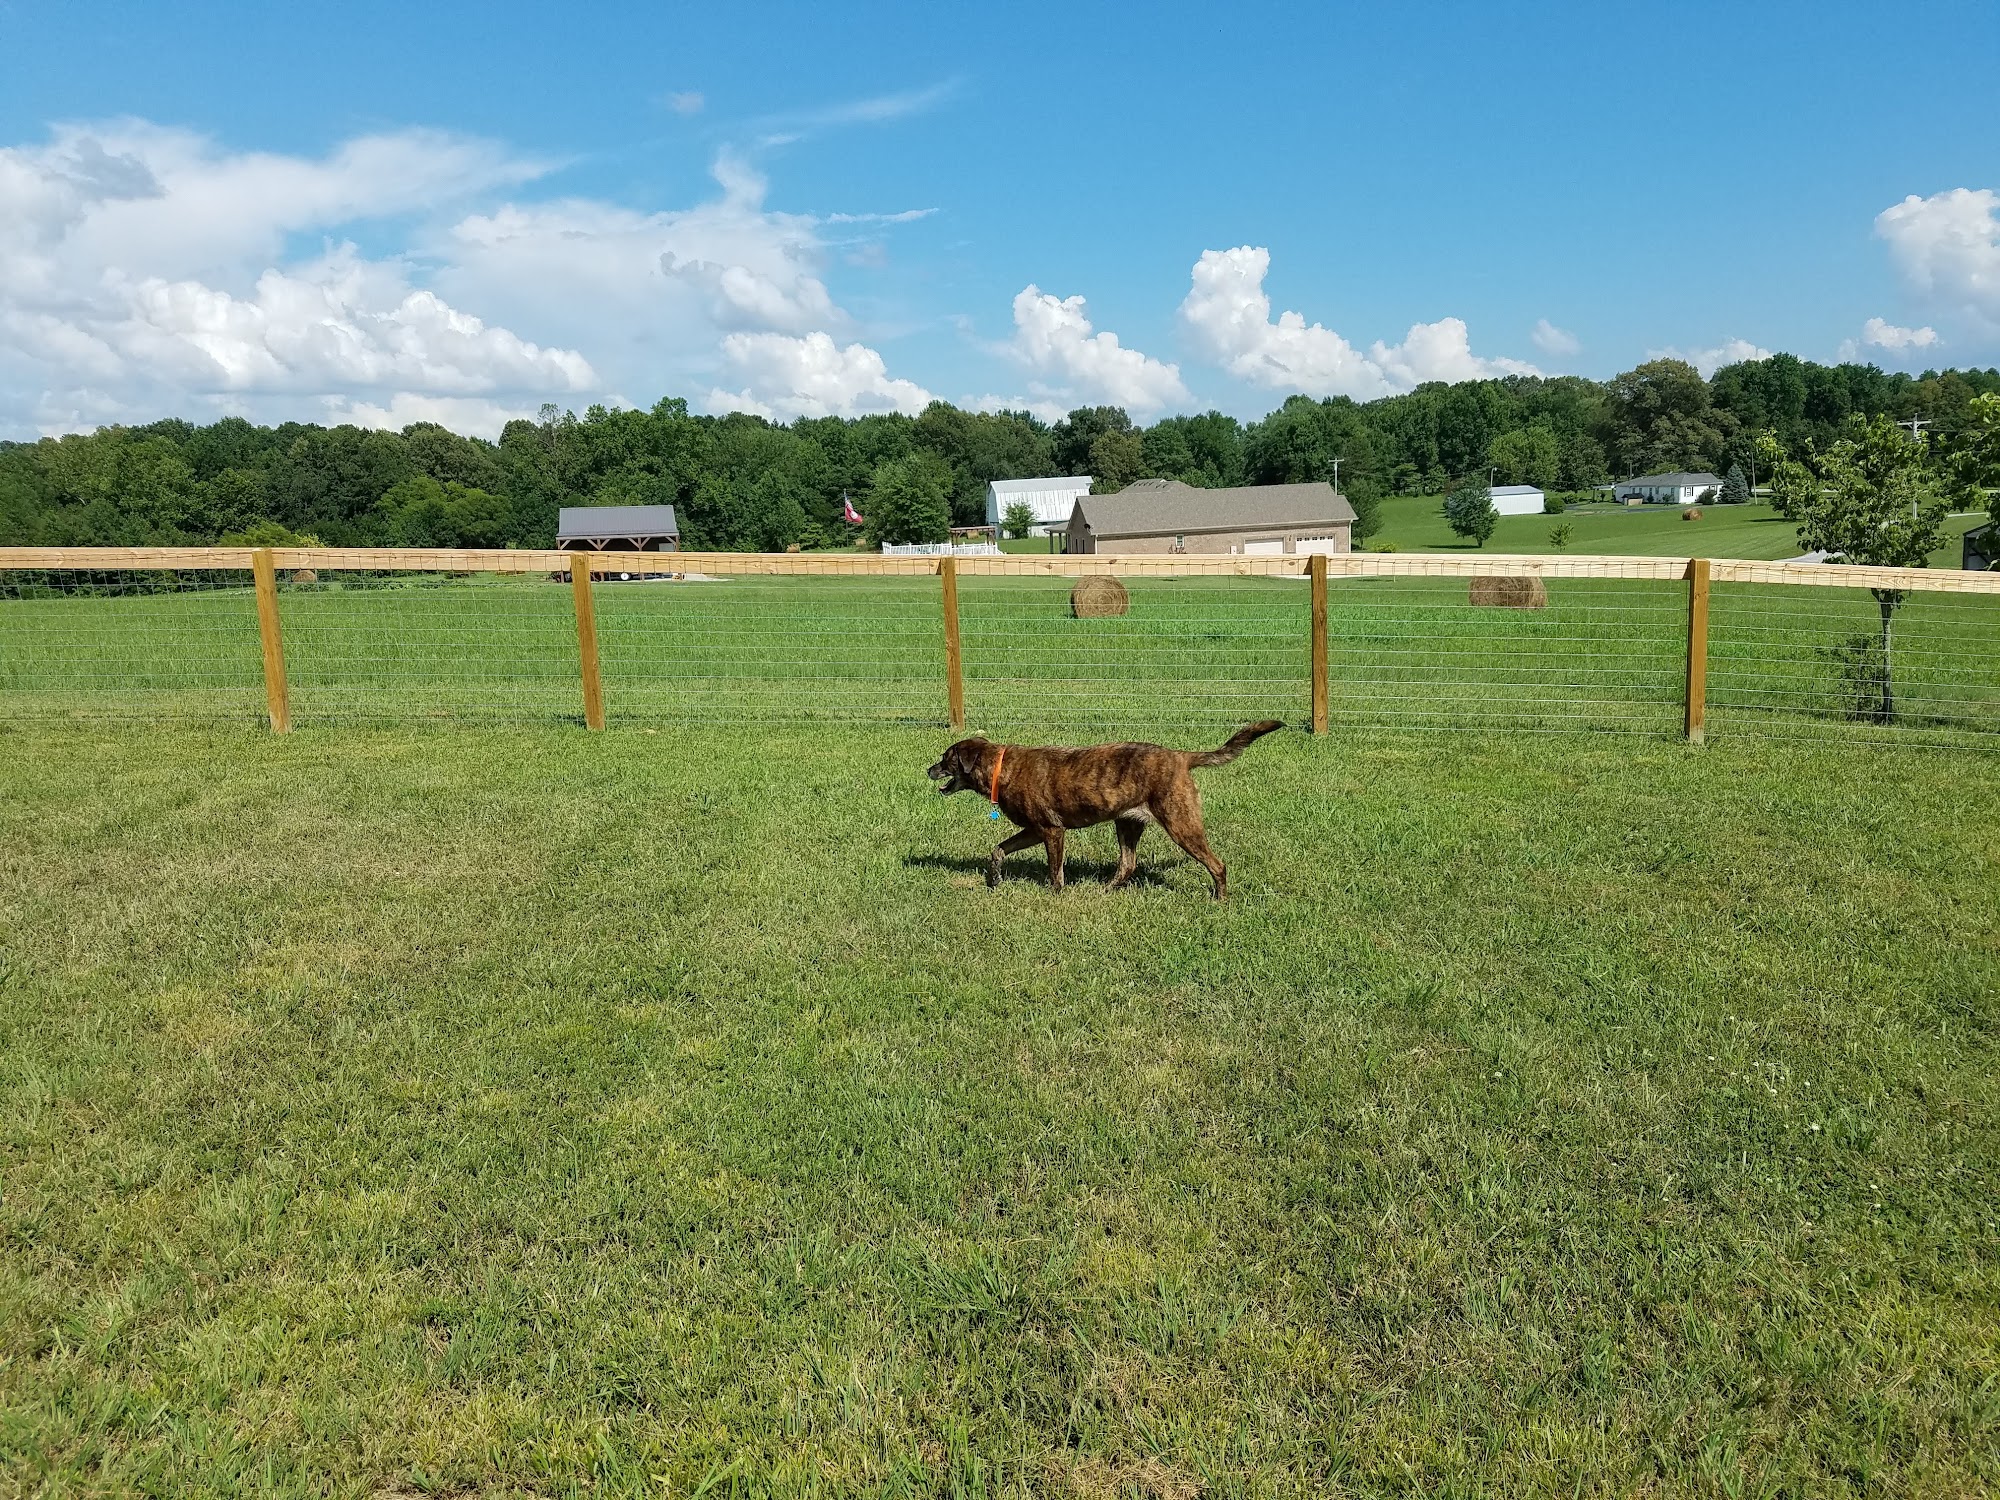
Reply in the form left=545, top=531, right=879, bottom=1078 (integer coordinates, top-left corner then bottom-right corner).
left=3, top=354, right=1998, bottom=552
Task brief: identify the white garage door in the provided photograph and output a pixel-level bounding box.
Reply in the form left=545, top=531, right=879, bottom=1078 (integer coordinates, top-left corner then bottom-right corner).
left=1242, top=538, right=1285, bottom=555
left=1295, top=535, right=1345, bottom=556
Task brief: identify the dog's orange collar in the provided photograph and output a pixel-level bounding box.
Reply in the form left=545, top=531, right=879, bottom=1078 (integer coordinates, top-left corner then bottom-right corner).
left=989, top=746, right=1006, bottom=807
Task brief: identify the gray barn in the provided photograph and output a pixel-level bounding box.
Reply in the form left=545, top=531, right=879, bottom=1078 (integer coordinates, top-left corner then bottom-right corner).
left=1065, top=479, right=1355, bottom=556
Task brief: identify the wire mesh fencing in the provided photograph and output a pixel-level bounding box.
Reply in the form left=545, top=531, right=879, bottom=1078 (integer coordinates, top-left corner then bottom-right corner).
left=598, top=571, right=944, bottom=723
left=959, top=567, right=1308, bottom=738
left=4, top=547, right=1999, bottom=749
left=1323, top=565, right=1687, bottom=735
left=1709, top=579, right=2000, bottom=747
left=276, top=567, right=581, bottom=724
left=0, top=566, right=265, bottom=722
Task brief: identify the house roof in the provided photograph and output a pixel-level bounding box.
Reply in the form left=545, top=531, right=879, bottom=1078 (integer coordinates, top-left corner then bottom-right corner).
left=1487, top=484, right=1544, bottom=496
left=1072, top=479, right=1356, bottom=539
left=1619, top=472, right=1722, bottom=487
left=557, top=504, right=679, bottom=540
left=988, top=476, right=1092, bottom=496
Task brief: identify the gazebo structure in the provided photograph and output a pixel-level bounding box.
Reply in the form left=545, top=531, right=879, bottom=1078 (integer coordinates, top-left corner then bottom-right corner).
left=556, top=504, right=680, bottom=553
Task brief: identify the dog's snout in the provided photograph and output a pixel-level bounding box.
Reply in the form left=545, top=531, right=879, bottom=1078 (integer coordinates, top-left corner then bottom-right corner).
left=925, top=760, right=950, bottom=781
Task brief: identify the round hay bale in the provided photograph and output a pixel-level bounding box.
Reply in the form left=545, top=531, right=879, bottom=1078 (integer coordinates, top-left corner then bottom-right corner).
left=1682, top=506, right=1703, bottom=520
left=1468, top=574, right=1548, bottom=610
left=1070, top=575, right=1130, bottom=618
left=291, top=568, right=318, bottom=584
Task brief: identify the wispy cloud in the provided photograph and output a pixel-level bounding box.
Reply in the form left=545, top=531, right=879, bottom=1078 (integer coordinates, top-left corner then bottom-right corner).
left=824, top=207, right=937, bottom=225
left=661, top=91, right=705, bottom=117
left=749, top=80, right=960, bottom=145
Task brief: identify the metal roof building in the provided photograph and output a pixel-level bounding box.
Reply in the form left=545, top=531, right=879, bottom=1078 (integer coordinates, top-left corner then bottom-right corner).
left=1486, top=484, right=1546, bottom=516
left=986, top=476, right=1094, bottom=535
left=556, top=504, right=680, bottom=551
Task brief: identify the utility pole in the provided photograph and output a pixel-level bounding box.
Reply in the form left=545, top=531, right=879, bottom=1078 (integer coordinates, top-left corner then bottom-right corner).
left=1330, top=456, right=1342, bottom=496
left=1897, top=417, right=1932, bottom=519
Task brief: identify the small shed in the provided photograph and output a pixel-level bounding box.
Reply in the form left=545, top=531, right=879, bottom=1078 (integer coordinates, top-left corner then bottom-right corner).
left=987, top=476, right=1094, bottom=536
left=1487, top=484, right=1545, bottom=516
left=556, top=504, right=680, bottom=552
left=1965, top=521, right=1997, bottom=573
left=1066, top=479, right=1355, bottom=556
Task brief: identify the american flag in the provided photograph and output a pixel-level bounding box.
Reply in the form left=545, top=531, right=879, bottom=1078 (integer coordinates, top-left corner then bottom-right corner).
left=841, top=494, right=864, bottom=524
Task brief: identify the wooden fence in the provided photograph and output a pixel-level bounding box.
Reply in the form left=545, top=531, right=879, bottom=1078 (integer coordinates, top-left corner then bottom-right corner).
left=4, top=546, right=1999, bottom=741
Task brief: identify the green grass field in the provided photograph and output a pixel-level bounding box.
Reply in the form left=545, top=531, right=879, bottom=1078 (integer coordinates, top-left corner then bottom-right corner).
left=2, top=720, right=1996, bottom=1496
left=1364, top=496, right=1991, bottom=565
left=5, top=570, right=1999, bottom=747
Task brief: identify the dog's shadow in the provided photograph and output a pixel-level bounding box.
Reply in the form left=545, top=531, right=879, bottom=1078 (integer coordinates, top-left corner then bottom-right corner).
left=902, top=851, right=1175, bottom=890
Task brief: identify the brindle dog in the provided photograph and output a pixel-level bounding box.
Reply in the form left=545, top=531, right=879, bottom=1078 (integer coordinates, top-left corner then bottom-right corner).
left=926, top=720, right=1282, bottom=899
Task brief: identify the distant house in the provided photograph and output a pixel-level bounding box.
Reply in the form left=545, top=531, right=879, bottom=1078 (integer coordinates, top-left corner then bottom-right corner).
left=1065, top=479, right=1356, bottom=556
left=1487, top=484, right=1545, bottom=516
left=1965, top=521, right=1998, bottom=572
left=556, top=505, right=680, bottom=552
left=1613, top=472, right=1723, bottom=506
left=987, top=476, right=1093, bottom=536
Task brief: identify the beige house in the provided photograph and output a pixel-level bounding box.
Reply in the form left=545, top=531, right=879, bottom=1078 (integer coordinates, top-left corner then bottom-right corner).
left=1065, top=479, right=1356, bottom=555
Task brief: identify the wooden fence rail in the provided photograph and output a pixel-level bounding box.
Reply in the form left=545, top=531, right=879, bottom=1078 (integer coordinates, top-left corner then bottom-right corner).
left=4, top=547, right=1997, bottom=739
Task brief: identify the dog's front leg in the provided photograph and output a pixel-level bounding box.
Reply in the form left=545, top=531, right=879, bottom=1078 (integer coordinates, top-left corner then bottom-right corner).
left=988, top=827, right=1040, bottom=888
left=1042, top=828, right=1066, bottom=891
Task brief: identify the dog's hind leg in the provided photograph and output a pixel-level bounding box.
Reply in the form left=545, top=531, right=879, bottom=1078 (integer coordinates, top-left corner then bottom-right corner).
left=1154, top=787, right=1228, bottom=899
left=1042, top=827, right=1068, bottom=891
left=1106, top=817, right=1146, bottom=890
left=988, top=827, right=1040, bottom=888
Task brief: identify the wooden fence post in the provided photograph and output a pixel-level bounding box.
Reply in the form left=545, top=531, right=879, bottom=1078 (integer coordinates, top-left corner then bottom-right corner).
left=1685, top=556, right=1710, bottom=744
left=1309, top=553, right=1329, bottom=734
left=940, top=556, right=966, bottom=730
left=569, top=552, right=606, bottom=731
left=251, top=548, right=290, bottom=734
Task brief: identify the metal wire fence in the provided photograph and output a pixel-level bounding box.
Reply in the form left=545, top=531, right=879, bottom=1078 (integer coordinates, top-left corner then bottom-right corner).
left=0, top=566, right=265, bottom=722
left=3, top=547, right=1998, bottom=749
left=1709, top=580, right=2000, bottom=747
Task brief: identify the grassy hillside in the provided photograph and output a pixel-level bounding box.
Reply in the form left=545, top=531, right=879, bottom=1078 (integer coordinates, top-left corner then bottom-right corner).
left=1366, top=495, right=1989, bottom=566
left=2, top=721, right=1996, bottom=1495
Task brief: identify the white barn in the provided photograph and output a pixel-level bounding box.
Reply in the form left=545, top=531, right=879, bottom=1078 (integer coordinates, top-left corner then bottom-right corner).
left=1487, top=484, right=1545, bottom=516
left=986, top=476, right=1093, bottom=536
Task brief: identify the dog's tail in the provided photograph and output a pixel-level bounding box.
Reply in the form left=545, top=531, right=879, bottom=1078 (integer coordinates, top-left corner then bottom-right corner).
left=1188, top=719, right=1284, bottom=768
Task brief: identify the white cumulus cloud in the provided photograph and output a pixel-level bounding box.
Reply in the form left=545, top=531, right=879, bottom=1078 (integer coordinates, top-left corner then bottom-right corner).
left=1179, top=245, right=1536, bottom=399
left=1836, top=317, right=1942, bottom=364
left=1862, top=316, right=1940, bottom=352
left=1006, top=285, right=1189, bottom=414
left=1531, top=318, right=1581, bottom=357
left=705, top=330, right=933, bottom=420
left=1647, top=337, right=1773, bottom=377
left=0, top=120, right=944, bottom=438
left=0, top=121, right=589, bottom=435
left=1876, top=187, right=2000, bottom=324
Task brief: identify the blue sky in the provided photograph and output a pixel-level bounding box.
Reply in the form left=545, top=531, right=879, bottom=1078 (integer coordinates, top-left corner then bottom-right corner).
left=2, top=0, right=1996, bottom=438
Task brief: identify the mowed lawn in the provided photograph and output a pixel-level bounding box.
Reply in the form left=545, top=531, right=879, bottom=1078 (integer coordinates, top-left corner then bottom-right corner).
left=2, top=721, right=1996, bottom=1497
left=1364, top=496, right=1992, bottom=565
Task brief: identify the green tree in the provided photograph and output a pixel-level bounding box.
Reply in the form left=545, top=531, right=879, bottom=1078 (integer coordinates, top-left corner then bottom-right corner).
left=1443, top=477, right=1498, bottom=547
left=1487, top=423, right=1561, bottom=488
left=1548, top=522, right=1574, bottom=551
left=1608, top=358, right=1732, bottom=474
left=1762, top=417, right=1951, bottom=721
left=1001, top=501, right=1035, bottom=539
left=1720, top=464, right=1751, bottom=505
left=863, top=451, right=953, bottom=547
left=1956, top=392, right=2000, bottom=538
